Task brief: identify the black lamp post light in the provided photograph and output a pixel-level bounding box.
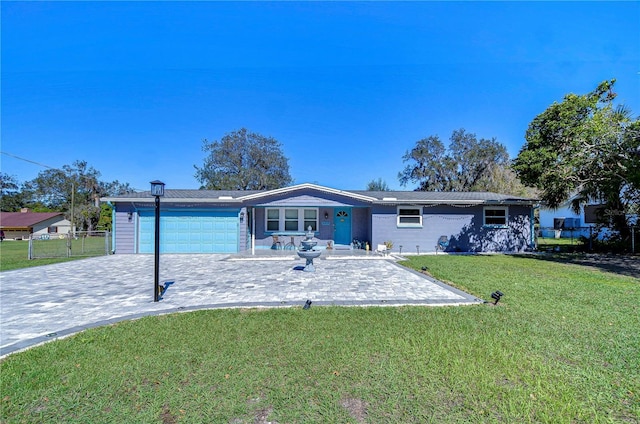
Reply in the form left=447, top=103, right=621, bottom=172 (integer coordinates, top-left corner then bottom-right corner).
left=151, top=180, right=165, bottom=302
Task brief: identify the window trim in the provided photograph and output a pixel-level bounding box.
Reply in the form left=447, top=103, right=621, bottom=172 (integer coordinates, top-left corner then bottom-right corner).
left=397, top=206, right=423, bottom=228
left=483, top=206, right=509, bottom=228
left=265, top=207, right=319, bottom=232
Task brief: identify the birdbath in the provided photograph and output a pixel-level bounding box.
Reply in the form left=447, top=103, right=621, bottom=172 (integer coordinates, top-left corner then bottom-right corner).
left=297, top=226, right=322, bottom=272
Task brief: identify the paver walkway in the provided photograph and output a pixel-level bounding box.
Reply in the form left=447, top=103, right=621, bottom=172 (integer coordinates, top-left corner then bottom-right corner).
left=0, top=254, right=480, bottom=357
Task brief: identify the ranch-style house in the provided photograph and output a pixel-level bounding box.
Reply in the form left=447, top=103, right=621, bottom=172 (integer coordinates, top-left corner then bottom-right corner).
left=101, top=183, right=538, bottom=255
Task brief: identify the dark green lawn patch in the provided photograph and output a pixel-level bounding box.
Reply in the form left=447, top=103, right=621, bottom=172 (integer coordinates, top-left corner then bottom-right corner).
left=2, top=255, right=639, bottom=423
left=520, top=252, right=640, bottom=279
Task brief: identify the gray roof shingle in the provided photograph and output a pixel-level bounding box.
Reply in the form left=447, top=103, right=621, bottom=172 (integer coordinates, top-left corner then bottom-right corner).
left=102, top=184, right=537, bottom=205
left=350, top=190, right=534, bottom=202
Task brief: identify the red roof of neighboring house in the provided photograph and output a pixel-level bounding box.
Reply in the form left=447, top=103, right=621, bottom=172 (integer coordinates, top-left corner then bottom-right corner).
left=0, top=212, right=65, bottom=229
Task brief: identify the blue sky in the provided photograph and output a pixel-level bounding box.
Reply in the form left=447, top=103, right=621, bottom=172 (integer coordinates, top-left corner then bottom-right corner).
left=2, top=1, right=639, bottom=192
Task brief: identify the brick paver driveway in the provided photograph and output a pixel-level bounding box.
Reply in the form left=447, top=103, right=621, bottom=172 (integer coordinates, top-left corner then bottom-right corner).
left=0, top=254, right=480, bottom=357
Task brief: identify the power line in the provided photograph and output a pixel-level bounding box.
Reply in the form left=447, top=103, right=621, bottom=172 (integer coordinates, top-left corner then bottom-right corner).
left=1, top=151, right=58, bottom=170
left=1, top=151, right=145, bottom=192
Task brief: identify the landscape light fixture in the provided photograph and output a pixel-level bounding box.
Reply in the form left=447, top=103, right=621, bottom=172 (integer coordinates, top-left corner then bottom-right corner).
left=303, top=299, right=312, bottom=310
left=151, top=180, right=165, bottom=302
left=491, top=290, right=504, bottom=305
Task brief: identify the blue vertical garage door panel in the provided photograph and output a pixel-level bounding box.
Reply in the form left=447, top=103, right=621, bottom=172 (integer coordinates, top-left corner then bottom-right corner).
left=139, top=210, right=239, bottom=253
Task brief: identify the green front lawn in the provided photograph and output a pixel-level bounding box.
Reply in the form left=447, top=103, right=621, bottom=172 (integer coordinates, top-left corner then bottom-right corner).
left=1, top=255, right=638, bottom=423
left=0, top=238, right=107, bottom=272
left=0, top=241, right=75, bottom=271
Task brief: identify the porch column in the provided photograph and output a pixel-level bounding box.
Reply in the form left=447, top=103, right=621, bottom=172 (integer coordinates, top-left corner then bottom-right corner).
left=251, top=207, right=255, bottom=255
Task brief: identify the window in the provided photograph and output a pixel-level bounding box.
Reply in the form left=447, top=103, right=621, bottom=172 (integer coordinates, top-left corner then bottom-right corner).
left=284, top=209, right=299, bottom=231
left=397, top=206, right=422, bottom=227
left=48, top=226, right=58, bottom=234
left=304, top=209, right=318, bottom=231
left=484, top=207, right=508, bottom=227
left=265, top=208, right=318, bottom=232
left=266, top=209, right=280, bottom=231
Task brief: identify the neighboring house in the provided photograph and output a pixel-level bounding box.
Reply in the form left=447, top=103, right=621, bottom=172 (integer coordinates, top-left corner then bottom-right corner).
left=538, top=204, right=627, bottom=239
left=538, top=206, right=588, bottom=238
left=101, top=183, right=538, bottom=255
left=0, top=210, right=72, bottom=240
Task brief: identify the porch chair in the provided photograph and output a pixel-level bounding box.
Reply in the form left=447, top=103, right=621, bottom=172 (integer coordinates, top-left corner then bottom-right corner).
left=436, top=236, right=449, bottom=254
left=284, top=236, right=297, bottom=250
left=376, top=244, right=388, bottom=256
left=271, top=235, right=283, bottom=250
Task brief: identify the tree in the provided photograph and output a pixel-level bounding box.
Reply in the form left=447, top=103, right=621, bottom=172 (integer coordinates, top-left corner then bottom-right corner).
left=195, top=128, right=293, bottom=190
left=513, top=79, right=640, bottom=239
left=366, top=178, right=390, bottom=191
left=623, top=120, right=640, bottom=210
left=398, top=129, right=532, bottom=195
left=0, top=173, right=25, bottom=211
left=97, top=203, right=114, bottom=231
left=23, top=161, right=135, bottom=231
left=398, top=135, right=453, bottom=191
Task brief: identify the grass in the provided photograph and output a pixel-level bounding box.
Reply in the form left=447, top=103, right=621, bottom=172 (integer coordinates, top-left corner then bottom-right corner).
left=537, top=236, right=584, bottom=253
left=1, top=255, right=639, bottom=423
left=0, top=238, right=107, bottom=272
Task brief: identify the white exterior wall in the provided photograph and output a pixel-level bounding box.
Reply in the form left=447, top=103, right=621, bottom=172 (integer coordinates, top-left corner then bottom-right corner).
left=31, top=217, right=73, bottom=237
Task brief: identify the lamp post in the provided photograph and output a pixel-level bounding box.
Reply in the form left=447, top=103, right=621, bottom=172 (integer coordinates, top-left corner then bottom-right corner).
left=150, top=180, right=165, bottom=302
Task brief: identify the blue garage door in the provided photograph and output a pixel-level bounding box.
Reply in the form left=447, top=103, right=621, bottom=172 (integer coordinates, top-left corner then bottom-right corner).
left=139, top=210, right=239, bottom=253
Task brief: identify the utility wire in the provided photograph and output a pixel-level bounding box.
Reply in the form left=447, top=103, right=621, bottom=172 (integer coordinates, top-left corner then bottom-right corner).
left=1, top=151, right=57, bottom=170
left=1, top=151, right=144, bottom=192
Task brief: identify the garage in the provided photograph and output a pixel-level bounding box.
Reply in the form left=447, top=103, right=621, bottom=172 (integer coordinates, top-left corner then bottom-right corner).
left=138, top=210, right=239, bottom=253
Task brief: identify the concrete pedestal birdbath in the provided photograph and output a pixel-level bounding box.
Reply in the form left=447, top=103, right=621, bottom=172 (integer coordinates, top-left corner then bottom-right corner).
left=296, top=226, right=322, bottom=272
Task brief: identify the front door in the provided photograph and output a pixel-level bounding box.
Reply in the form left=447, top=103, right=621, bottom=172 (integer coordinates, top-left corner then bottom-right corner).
left=334, top=208, right=352, bottom=245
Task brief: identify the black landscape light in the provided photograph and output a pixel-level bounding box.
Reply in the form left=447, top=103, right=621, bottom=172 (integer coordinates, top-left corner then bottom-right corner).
left=151, top=180, right=165, bottom=302
left=491, top=290, right=504, bottom=305
left=303, top=299, right=312, bottom=310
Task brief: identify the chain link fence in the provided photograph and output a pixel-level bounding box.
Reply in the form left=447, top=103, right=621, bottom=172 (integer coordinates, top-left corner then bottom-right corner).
left=537, top=226, right=639, bottom=253
left=29, top=231, right=112, bottom=259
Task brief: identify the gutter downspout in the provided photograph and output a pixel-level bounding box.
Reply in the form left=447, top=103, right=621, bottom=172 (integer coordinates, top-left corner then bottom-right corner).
left=132, top=202, right=139, bottom=254
left=107, top=201, right=115, bottom=254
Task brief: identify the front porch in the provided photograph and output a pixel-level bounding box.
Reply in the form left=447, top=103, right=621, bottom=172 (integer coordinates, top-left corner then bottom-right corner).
left=246, top=205, right=371, bottom=253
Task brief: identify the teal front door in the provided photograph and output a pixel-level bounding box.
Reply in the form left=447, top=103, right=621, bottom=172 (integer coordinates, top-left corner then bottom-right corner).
left=334, top=208, right=352, bottom=245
